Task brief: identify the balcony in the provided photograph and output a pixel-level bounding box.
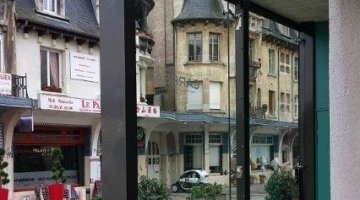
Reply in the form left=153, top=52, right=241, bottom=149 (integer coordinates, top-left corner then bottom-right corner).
left=249, top=60, right=261, bottom=82
left=137, top=31, right=155, bottom=55
left=250, top=104, right=267, bottom=119
left=12, top=74, right=28, bottom=98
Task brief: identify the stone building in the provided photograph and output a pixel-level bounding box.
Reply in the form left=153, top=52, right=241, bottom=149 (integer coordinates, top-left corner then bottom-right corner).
left=138, top=0, right=300, bottom=186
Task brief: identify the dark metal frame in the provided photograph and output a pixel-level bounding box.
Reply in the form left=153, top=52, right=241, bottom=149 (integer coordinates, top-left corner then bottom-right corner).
left=100, top=0, right=137, bottom=199
left=234, top=1, right=316, bottom=200
left=100, top=0, right=315, bottom=199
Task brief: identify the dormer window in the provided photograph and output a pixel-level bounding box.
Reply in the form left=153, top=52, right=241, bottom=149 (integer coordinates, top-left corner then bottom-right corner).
left=42, top=0, right=64, bottom=16
left=278, top=23, right=290, bottom=37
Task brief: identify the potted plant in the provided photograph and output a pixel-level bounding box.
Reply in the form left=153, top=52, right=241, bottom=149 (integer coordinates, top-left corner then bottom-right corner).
left=138, top=176, right=169, bottom=200
left=49, top=148, right=66, bottom=200
left=259, top=174, right=267, bottom=184
left=250, top=175, right=258, bottom=184
left=0, top=148, right=9, bottom=200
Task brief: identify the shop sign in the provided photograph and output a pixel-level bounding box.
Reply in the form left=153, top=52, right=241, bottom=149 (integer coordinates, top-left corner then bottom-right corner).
left=39, top=94, right=101, bottom=113
left=0, top=73, right=12, bottom=95
left=14, top=170, right=78, bottom=188
left=70, top=52, right=100, bottom=82
left=137, top=104, right=160, bottom=118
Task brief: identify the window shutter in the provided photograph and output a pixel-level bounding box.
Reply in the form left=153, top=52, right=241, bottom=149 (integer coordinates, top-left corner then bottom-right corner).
left=187, top=82, right=203, bottom=110
left=209, top=146, right=220, bottom=166
left=209, top=82, right=221, bottom=109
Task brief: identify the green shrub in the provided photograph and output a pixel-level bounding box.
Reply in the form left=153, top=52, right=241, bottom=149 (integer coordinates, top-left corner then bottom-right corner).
left=138, top=176, right=169, bottom=200
left=265, top=170, right=298, bottom=200
left=189, top=183, right=223, bottom=199
left=50, top=147, right=66, bottom=184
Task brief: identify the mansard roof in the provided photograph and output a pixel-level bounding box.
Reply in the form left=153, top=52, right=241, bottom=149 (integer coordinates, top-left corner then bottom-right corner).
left=262, top=18, right=299, bottom=49
left=173, top=0, right=227, bottom=24
left=16, top=0, right=99, bottom=40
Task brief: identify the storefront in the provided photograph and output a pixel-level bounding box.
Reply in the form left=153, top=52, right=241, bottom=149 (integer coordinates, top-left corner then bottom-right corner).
left=13, top=125, right=90, bottom=191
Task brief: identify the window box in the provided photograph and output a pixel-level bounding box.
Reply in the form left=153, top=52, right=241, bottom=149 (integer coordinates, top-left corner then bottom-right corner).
left=41, top=85, right=62, bottom=93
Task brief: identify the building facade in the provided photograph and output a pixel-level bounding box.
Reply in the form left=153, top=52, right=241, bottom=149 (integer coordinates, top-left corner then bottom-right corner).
left=138, top=0, right=300, bottom=186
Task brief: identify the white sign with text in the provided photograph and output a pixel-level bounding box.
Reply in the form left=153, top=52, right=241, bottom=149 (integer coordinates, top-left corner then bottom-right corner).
left=70, top=52, right=100, bottom=82
left=0, top=73, right=12, bottom=95
left=39, top=94, right=101, bottom=113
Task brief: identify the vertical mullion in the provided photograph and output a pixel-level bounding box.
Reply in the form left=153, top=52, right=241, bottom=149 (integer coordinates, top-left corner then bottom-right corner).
left=235, top=0, right=250, bottom=199
left=100, top=0, right=136, bottom=199
left=299, top=25, right=315, bottom=200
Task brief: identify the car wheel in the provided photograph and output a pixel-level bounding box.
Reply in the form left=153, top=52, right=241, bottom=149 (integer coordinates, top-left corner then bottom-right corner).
left=171, top=184, right=179, bottom=193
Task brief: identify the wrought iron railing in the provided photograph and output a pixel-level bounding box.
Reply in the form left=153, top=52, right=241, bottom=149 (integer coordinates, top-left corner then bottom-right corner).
left=12, top=74, right=29, bottom=98
left=250, top=105, right=267, bottom=119
left=249, top=60, right=261, bottom=81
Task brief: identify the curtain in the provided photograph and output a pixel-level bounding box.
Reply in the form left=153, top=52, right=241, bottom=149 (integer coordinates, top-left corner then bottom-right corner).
left=49, top=52, right=59, bottom=88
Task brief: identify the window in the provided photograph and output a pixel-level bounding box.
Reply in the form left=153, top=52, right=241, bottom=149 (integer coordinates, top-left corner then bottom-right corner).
left=0, top=34, right=4, bottom=72
left=209, top=82, right=221, bottom=110
left=268, top=49, right=275, bottom=75
left=278, top=23, right=290, bottom=36
left=209, top=134, right=222, bottom=143
left=43, top=0, right=62, bottom=15
left=185, top=134, right=203, bottom=144
left=294, top=57, right=299, bottom=81
left=187, top=81, right=203, bottom=110
left=250, top=17, right=256, bottom=29
left=41, top=49, right=61, bottom=90
left=257, top=88, right=261, bottom=107
left=209, top=134, right=222, bottom=173
left=268, top=90, right=275, bottom=115
left=286, top=93, right=291, bottom=112
left=249, top=39, right=255, bottom=61
left=294, top=95, right=298, bottom=118
left=280, top=52, right=290, bottom=74
left=252, top=135, right=274, bottom=144
left=280, top=92, right=285, bottom=112
left=285, top=54, right=291, bottom=73
left=188, top=33, right=202, bottom=62
left=209, top=33, right=219, bottom=62
left=280, top=52, right=285, bottom=72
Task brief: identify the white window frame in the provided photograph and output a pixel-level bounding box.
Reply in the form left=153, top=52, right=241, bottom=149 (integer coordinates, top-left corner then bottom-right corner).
left=280, top=52, right=290, bottom=74
left=42, top=0, right=64, bottom=16
left=40, top=48, right=62, bottom=89
left=209, top=33, right=220, bottom=62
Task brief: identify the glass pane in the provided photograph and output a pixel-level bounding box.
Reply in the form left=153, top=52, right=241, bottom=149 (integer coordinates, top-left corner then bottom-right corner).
left=249, top=16, right=300, bottom=200
left=137, top=1, right=301, bottom=200
left=49, top=52, right=59, bottom=88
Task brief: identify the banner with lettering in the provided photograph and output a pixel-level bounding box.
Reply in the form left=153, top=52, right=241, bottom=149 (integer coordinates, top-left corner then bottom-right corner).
left=39, top=94, right=101, bottom=113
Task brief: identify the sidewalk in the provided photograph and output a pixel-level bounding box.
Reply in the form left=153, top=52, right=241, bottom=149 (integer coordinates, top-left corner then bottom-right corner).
left=170, top=184, right=267, bottom=200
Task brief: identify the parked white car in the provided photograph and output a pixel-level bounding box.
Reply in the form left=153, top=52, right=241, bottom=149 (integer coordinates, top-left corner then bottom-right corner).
left=171, top=170, right=209, bottom=193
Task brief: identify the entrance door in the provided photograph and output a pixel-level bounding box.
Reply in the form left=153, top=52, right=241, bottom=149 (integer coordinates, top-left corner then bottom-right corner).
left=147, top=141, right=160, bottom=180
